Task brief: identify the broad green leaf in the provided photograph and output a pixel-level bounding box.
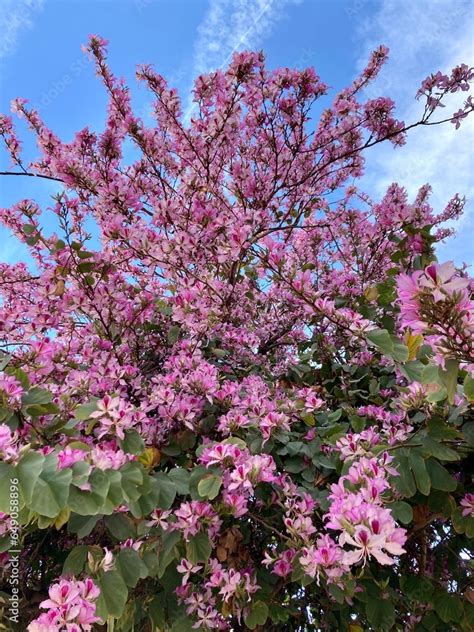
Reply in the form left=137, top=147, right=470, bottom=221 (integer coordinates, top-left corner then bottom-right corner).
left=63, top=545, right=89, bottom=576
left=439, top=359, right=459, bottom=405
left=409, top=451, right=431, bottom=495
left=425, top=459, right=457, bottom=492
left=463, top=422, right=474, bottom=447
left=422, top=437, right=460, bottom=461
left=401, top=575, right=434, bottom=602
left=116, top=548, right=149, bottom=587
left=21, top=387, right=52, bottom=406
left=0, top=462, right=16, bottom=513
left=16, top=451, right=45, bottom=505
left=366, top=598, right=395, bottom=631
left=390, top=501, right=413, bottom=525
left=244, top=601, right=269, bottom=630
left=29, top=458, right=72, bottom=518
left=153, top=472, right=176, bottom=509
left=96, top=570, right=128, bottom=620
left=168, top=468, right=190, bottom=495
left=69, top=468, right=111, bottom=516
left=157, top=530, right=181, bottom=578
left=119, top=429, right=145, bottom=456
left=197, top=474, right=222, bottom=500
left=105, top=513, right=136, bottom=540
left=186, top=531, right=211, bottom=564
left=464, top=374, right=474, bottom=401
left=434, top=591, right=464, bottom=623
left=74, top=399, right=99, bottom=421
left=68, top=513, right=102, bottom=538
left=394, top=456, right=416, bottom=497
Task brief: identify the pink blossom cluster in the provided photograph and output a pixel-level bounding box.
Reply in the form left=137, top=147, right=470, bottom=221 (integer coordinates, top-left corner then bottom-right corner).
left=0, top=423, right=18, bottom=461
left=397, top=262, right=474, bottom=367
left=27, top=578, right=100, bottom=632
left=177, top=558, right=260, bottom=629
left=0, top=372, right=24, bottom=408
left=325, top=453, right=406, bottom=567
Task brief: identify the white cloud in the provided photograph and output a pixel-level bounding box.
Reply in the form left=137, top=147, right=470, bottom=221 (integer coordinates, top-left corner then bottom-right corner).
left=354, top=0, right=474, bottom=265
left=0, top=0, right=44, bottom=61
left=185, top=0, right=300, bottom=118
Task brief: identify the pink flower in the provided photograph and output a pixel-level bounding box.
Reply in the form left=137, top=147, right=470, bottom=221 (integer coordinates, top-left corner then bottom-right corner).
left=177, top=558, right=202, bottom=585
left=460, top=493, right=474, bottom=517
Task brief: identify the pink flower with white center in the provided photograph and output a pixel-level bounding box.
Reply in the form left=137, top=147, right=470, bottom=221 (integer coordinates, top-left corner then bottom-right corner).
left=173, top=501, right=221, bottom=541
left=40, top=580, right=82, bottom=610
left=260, top=410, right=290, bottom=444
left=336, top=427, right=380, bottom=461
left=0, top=423, right=18, bottom=461
left=193, top=605, right=224, bottom=629
left=177, top=558, right=202, bottom=585
left=0, top=372, right=23, bottom=407
left=147, top=508, right=172, bottom=529
left=460, top=493, right=474, bottom=517
left=57, top=447, right=87, bottom=469
left=340, top=521, right=406, bottom=567
left=300, top=535, right=347, bottom=583
left=199, top=442, right=244, bottom=467
left=420, top=262, right=470, bottom=302
left=30, top=576, right=100, bottom=631
left=100, top=548, right=115, bottom=572
left=89, top=394, right=121, bottom=419
left=222, top=492, right=248, bottom=517
left=90, top=443, right=129, bottom=470
left=27, top=610, right=62, bottom=631
left=272, top=549, right=296, bottom=577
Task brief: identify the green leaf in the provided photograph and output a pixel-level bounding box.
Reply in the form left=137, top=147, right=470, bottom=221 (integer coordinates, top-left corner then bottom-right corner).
left=21, top=387, right=52, bottom=406
left=394, top=456, right=416, bottom=497
left=69, top=468, right=111, bottom=515
left=366, top=598, right=396, bottom=631
left=153, top=472, right=176, bottom=509
left=74, top=399, right=99, bottom=421
left=63, top=545, right=89, bottom=576
left=29, top=458, right=72, bottom=518
left=116, top=548, right=149, bottom=587
left=464, top=374, right=474, bottom=401
left=0, top=462, right=16, bottom=513
left=390, top=501, right=413, bottom=525
left=148, top=594, right=166, bottom=628
left=463, top=422, right=474, bottom=447
left=167, top=325, right=180, bottom=345
left=168, top=468, right=190, bottom=495
left=244, top=601, right=269, bottom=630
left=409, top=451, right=431, bottom=496
left=105, top=513, right=136, bottom=540
left=119, top=429, right=145, bottom=455
left=157, top=530, right=181, bottom=578
left=96, top=570, right=128, bottom=620
left=421, top=436, right=459, bottom=461
left=17, top=451, right=45, bottom=504
left=366, top=329, right=408, bottom=362
left=401, top=575, right=434, bottom=602
left=434, top=591, right=464, bottom=623
left=197, top=474, right=222, bottom=500
left=186, top=531, right=211, bottom=564
left=68, top=513, right=102, bottom=538
left=425, top=459, right=457, bottom=492
left=438, top=359, right=459, bottom=405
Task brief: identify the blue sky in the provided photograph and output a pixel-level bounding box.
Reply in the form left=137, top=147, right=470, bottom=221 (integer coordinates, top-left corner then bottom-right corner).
left=0, top=0, right=473, bottom=266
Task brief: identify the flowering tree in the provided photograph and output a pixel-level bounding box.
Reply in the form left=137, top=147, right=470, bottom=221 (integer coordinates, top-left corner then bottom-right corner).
left=0, top=36, right=473, bottom=631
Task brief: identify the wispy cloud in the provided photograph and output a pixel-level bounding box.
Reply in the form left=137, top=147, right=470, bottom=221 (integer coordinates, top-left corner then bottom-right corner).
left=184, top=0, right=300, bottom=118
left=0, top=0, right=44, bottom=62
left=354, top=0, right=474, bottom=265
